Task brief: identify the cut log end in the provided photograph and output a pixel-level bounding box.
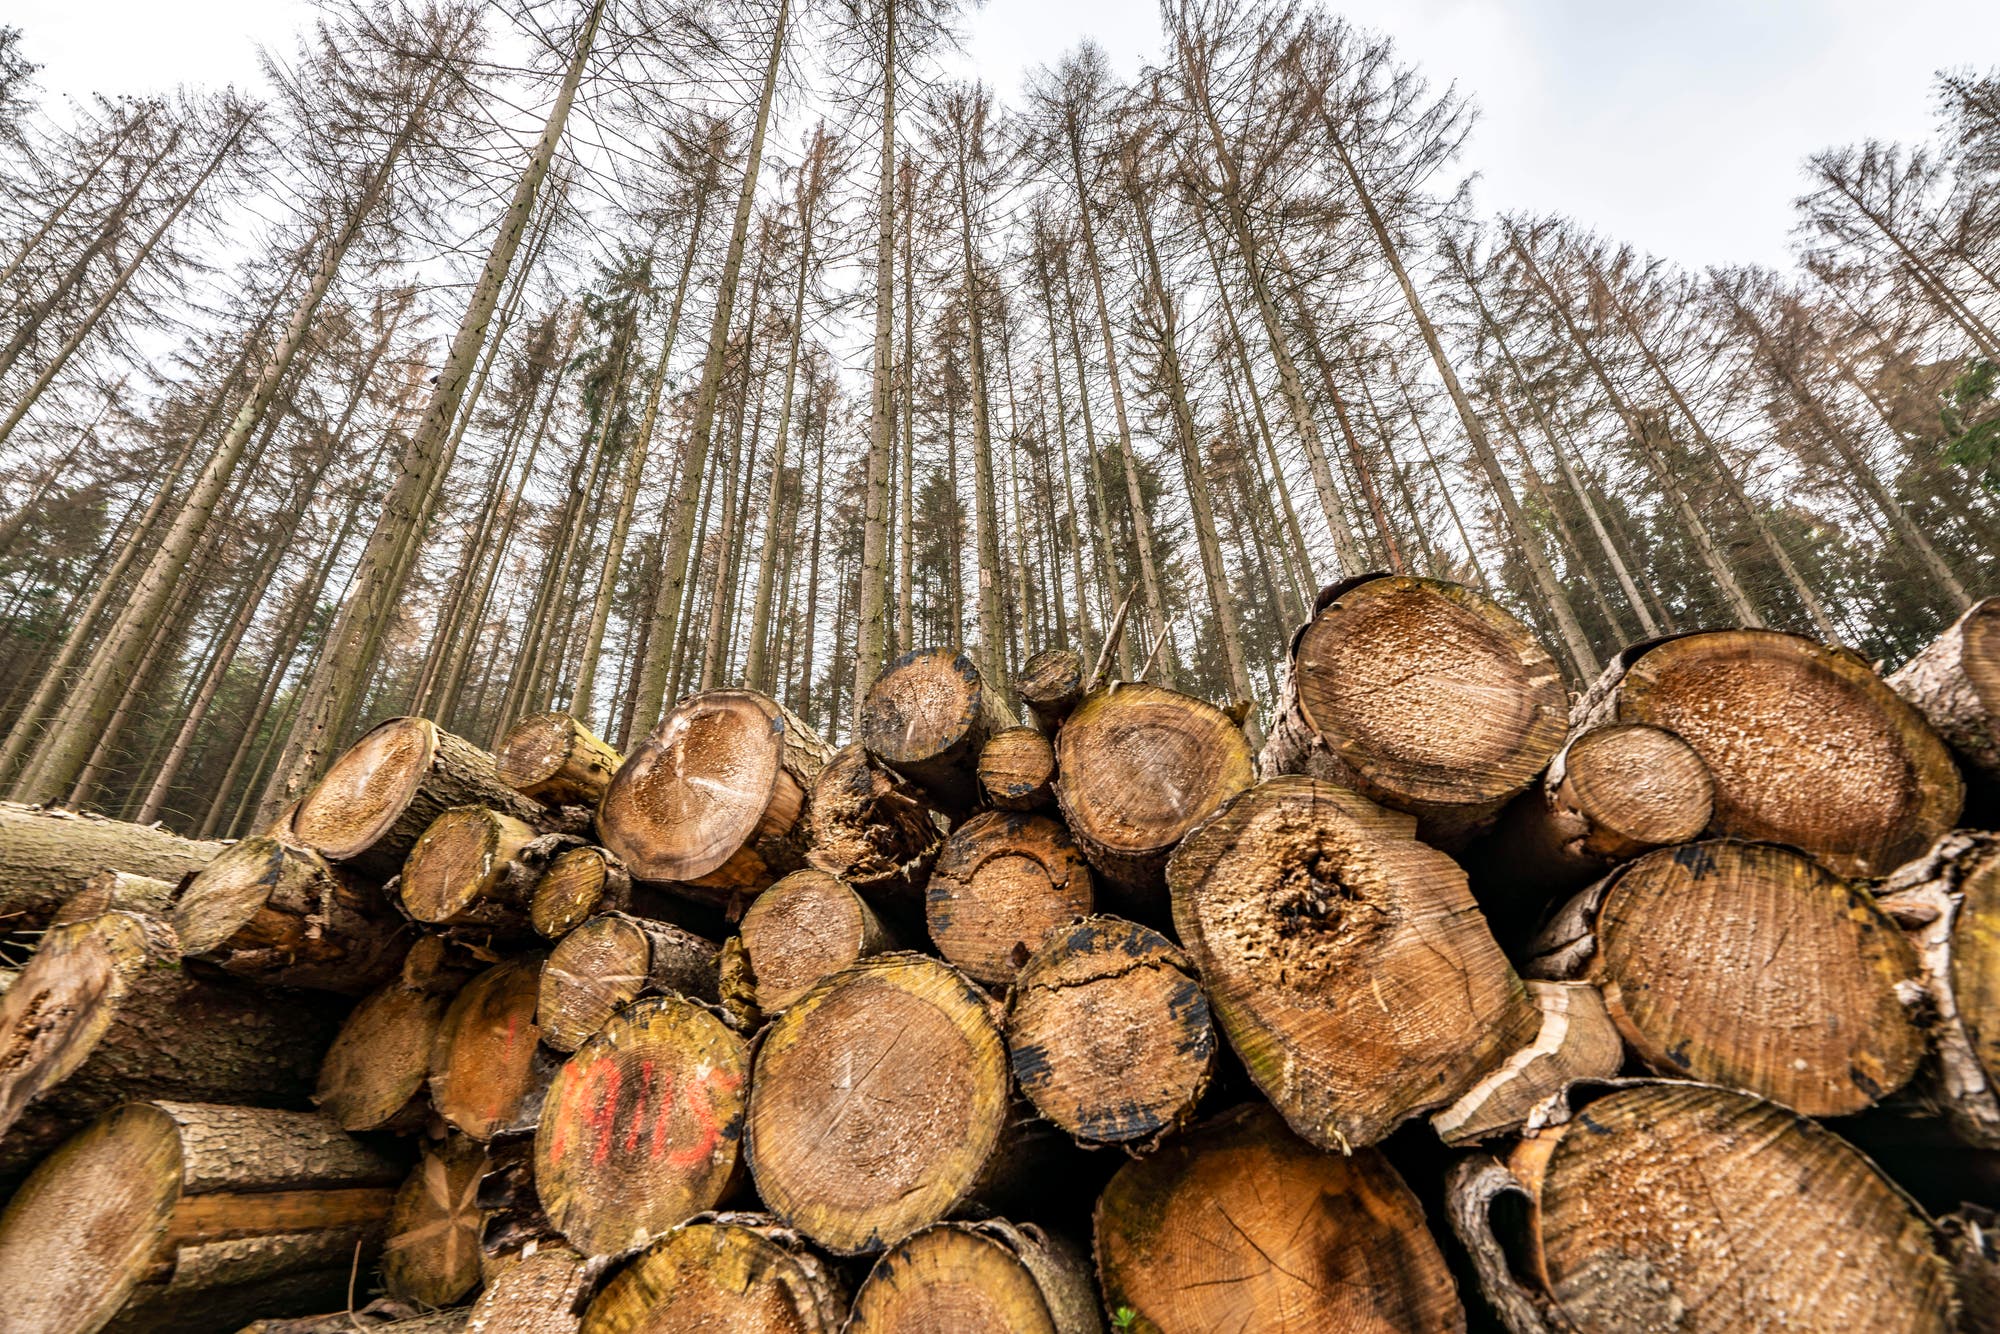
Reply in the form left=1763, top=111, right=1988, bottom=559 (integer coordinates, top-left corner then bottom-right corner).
left=400, top=806, right=539, bottom=929
left=859, top=648, right=1013, bottom=811
left=496, top=711, right=623, bottom=808
left=848, top=1221, right=1097, bottom=1334
left=1006, top=917, right=1215, bottom=1148
left=530, top=845, right=630, bottom=939
left=928, top=811, right=1093, bottom=987
left=805, top=745, right=943, bottom=913
left=317, top=983, right=451, bottom=1133
left=978, top=727, right=1057, bottom=811
left=538, top=913, right=719, bottom=1052
left=579, top=1216, right=845, bottom=1333
left=429, top=956, right=547, bottom=1142
left=1017, top=648, right=1084, bottom=733
left=746, top=953, right=1010, bottom=1256
left=293, top=716, right=440, bottom=863
left=1559, top=722, right=1712, bottom=859
left=738, top=869, right=893, bottom=1014
left=382, top=1134, right=486, bottom=1309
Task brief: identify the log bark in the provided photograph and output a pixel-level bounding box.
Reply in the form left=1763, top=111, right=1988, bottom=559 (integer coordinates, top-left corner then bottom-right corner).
left=1094, top=1102, right=1464, bottom=1333
left=398, top=806, right=550, bottom=936
left=927, top=810, right=1093, bottom=988
left=1575, top=629, right=1963, bottom=877
left=174, top=834, right=411, bottom=993
left=535, top=994, right=750, bottom=1258
left=0, top=910, right=338, bottom=1181
left=1258, top=575, right=1568, bottom=850
left=859, top=648, right=1017, bottom=814
left=1891, top=597, right=2000, bottom=780
left=578, top=1213, right=844, bottom=1333
left=1053, top=682, right=1255, bottom=911
left=0, top=801, right=224, bottom=938
left=538, top=913, right=719, bottom=1052
left=1430, top=980, right=1625, bottom=1146
left=745, top=952, right=1012, bottom=1255
left=1017, top=648, right=1083, bottom=734
left=428, top=956, right=549, bottom=1142
left=289, top=718, right=547, bottom=880
left=1167, top=776, right=1538, bottom=1151
left=382, top=1133, right=486, bottom=1309
left=1472, top=722, right=1713, bottom=937
left=0, top=1100, right=405, bottom=1334
left=497, top=711, right=624, bottom=808
left=599, top=690, right=830, bottom=904
left=1005, top=916, right=1214, bottom=1150
left=805, top=744, right=943, bottom=915
left=849, top=1219, right=1100, bottom=1334
left=1530, top=839, right=1925, bottom=1116
left=978, top=726, right=1057, bottom=811
left=48, top=868, right=175, bottom=927
left=1450, top=1083, right=1951, bottom=1333
left=466, top=1240, right=592, bottom=1334
left=1878, top=830, right=2000, bottom=1147
left=316, top=981, right=453, bottom=1133
left=735, top=868, right=897, bottom=1014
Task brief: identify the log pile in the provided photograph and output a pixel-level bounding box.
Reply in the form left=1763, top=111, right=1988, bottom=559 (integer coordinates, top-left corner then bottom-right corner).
left=2, top=581, right=1998, bottom=1332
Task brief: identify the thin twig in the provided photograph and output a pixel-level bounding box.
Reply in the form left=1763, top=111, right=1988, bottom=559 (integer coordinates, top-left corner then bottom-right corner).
left=1088, top=587, right=1138, bottom=693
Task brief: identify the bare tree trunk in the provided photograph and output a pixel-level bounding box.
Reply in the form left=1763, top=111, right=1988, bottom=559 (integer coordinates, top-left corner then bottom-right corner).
left=0, top=108, right=152, bottom=300
left=854, top=7, right=897, bottom=727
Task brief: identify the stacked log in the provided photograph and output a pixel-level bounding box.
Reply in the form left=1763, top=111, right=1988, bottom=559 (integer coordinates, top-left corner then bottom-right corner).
left=6, top=584, right=2000, bottom=1333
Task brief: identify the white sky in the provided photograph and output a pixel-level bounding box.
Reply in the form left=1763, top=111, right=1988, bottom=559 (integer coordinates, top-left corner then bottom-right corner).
left=12, top=0, right=2000, bottom=269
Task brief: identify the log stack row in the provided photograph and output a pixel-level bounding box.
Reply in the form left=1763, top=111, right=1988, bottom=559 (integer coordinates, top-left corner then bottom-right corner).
left=1, top=581, right=1998, bottom=1332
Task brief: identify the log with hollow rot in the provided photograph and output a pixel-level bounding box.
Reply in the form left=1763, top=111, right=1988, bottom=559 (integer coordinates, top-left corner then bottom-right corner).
left=0, top=801, right=225, bottom=939
left=599, top=689, right=831, bottom=906
left=1260, top=574, right=1570, bottom=851
left=466, top=1239, right=593, bottom=1334
left=288, top=716, right=549, bottom=880
left=734, top=868, right=897, bottom=1014
left=1006, top=917, right=1214, bottom=1150
left=1018, top=648, right=1084, bottom=735
left=746, top=952, right=1013, bottom=1256
left=535, top=994, right=750, bottom=1259
left=1430, top=980, right=1625, bottom=1146
left=174, top=834, right=410, bottom=993
left=1879, top=830, right=2000, bottom=1147
left=1891, top=596, right=2000, bottom=781
left=578, top=1213, right=845, bottom=1333
left=0, top=910, right=338, bottom=1181
left=1167, top=776, right=1537, bottom=1152
left=0, top=1099, right=406, bottom=1334
left=399, top=805, right=563, bottom=937
left=316, top=981, right=454, bottom=1133
left=860, top=647, right=1018, bottom=814
left=1094, top=1102, right=1464, bottom=1333
left=848, top=1219, right=1101, bottom=1334
left=381, top=1133, right=486, bottom=1309
left=538, top=912, right=719, bottom=1051
left=928, top=810, right=1093, bottom=988
left=1053, top=681, right=1255, bottom=911
left=497, top=710, right=625, bottom=808
left=531, top=843, right=634, bottom=939
left=428, top=955, right=550, bottom=1142
left=1448, top=1082, right=1953, bottom=1334
left=1575, top=628, right=1963, bottom=878
left=1472, top=721, right=1713, bottom=936
left=978, top=726, right=1057, bottom=810
left=804, top=744, right=943, bottom=916
left=1530, top=838, right=1925, bottom=1116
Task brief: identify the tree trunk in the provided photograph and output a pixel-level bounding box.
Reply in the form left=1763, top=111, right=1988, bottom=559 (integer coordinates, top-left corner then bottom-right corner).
left=0, top=802, right=224, bottom=939
left=927, top=809, right=1093, bottom=988
left=855, top=7, right=898, bottom=728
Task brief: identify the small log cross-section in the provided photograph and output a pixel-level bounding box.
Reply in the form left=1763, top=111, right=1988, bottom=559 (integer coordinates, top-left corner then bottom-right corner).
left=860, top=647, right=1017, bottom=813
left=1260, top=575, right=1569, bottom=850
left=1531, top=839, right=1925, bottom=1116
left=978, top=726, right=1058, bottom=810
left=1018, top=648, right=1084, bottom=734
left=746, top=953, right=1012, bottom=1255
left=1168, top=777, right=1538, bottom=1151
left=1452, top=1083, right=1952, bottom=1333
left=737, top=868, right=897, bottom=1014
left=847, top=1219, right=1102, bottom=1334
left=531, top=844, right=633, bottom=939
left=1006, top=917, right=1215, bottom=1150
left=599, top=689, right=831, bottom=902
left=1054, top=682, right=1255, bottom=907
left=497, top=710, right=625, bottom=807
left=0, top=1100, right=405, bottom=1334
left=1094, top=1103, right=1464, bottom=1334
left=805, top=745, right=943, bottom=915
left=0, top=910, right=337, bottom=1180
left=0, top=801, right=224, bottom=939
left=466, top=1240, right=593, bottom=1334
left=317, top=981, right=453, bottom=1133
left=428, top=955, right=548, bottom=1142
left=1890, top=597, right=2000, bottom=780
left=928, top=810, right=1094, bottom=987
left=382, top=1133, right=486, bottom=1309
left=1576, top=628, right=1963, bottom=877
left=289, top=717, right=547, bottom=880
left=399, top=805, right=546, bottom=935
left=1431, top=980, right=1625, bottom=1146
left=538, top=912, right=719, bottom=1052
left=578, top=1214, right=846, bottom=1333
left=174, top=834, right=410, bottom=993
left=535, top=994, right=750, bottom=1259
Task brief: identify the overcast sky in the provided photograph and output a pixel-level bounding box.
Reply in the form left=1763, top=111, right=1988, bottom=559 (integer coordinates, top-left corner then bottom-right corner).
left=12, top=0, right=1999, bottom=269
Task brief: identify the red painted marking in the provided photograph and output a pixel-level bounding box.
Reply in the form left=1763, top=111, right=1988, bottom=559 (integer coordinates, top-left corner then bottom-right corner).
left=624, top=1061, right=654, bottom=1153
left=649, top=1068, right=676, bottom=1160
left=590, top=1062, right=623, bottom=1167
left=667, top=1067, right=739, bottom=1168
